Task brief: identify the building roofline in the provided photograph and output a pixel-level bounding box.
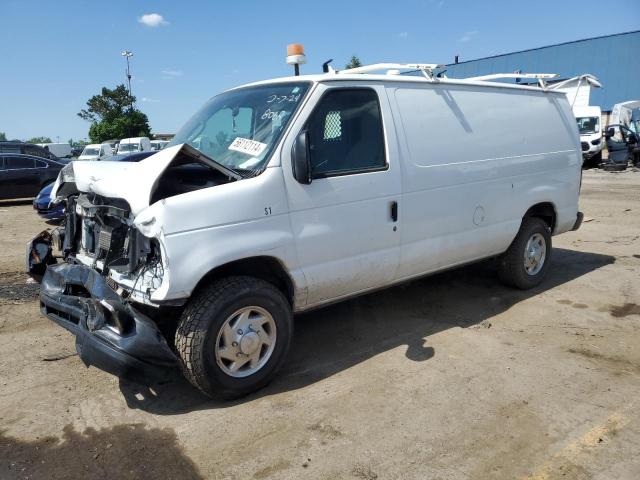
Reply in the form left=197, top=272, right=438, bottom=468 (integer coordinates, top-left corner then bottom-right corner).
left=447, top=30, right=640, bottom=67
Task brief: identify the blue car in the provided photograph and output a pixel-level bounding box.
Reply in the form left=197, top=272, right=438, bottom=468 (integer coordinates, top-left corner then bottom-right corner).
left=33, top=151, right=157, bottom=221
left=33, top=182, right=65, bottom=220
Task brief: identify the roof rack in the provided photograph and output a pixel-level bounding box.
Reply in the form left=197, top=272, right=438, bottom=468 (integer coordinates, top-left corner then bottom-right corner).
left=465, top=72, right=559, bottom=88
left=336, top=63, right=445, bottom=79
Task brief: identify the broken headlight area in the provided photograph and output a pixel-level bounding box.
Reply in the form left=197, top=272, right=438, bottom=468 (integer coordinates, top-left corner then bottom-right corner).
left=68, top=193, right=151, bottom=273
left=29, top=192, right=166, bottom=305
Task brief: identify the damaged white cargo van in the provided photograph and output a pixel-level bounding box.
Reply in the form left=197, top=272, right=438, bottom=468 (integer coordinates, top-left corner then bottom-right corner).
left=27, top=64, right=584, bottom=399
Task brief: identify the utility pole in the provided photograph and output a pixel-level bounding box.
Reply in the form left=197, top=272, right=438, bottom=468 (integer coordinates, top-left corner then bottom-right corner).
left=121, top=50, right=134, bottom=138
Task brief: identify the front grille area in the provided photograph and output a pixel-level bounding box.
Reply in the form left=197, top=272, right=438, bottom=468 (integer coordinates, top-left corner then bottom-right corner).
left=581, top=141, right=589, bottom=151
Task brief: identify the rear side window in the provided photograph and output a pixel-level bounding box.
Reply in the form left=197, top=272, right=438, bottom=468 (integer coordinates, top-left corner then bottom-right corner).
left=305, top=88, right=386, bottom=178
left=6, top=156, right=36, bottom=169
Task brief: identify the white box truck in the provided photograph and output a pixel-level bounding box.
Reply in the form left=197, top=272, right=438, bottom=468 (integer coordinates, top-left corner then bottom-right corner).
left=28, top=63, right=584, bottom=398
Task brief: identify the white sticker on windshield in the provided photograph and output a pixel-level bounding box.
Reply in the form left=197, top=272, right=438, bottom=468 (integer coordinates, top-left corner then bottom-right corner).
left=228, top=137, right=267, bottom=156
left=238, top=157, right=262, bottom=169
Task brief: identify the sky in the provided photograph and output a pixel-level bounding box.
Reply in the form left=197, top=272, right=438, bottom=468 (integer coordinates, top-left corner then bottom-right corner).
left=1, top=0, right=639, bottom=142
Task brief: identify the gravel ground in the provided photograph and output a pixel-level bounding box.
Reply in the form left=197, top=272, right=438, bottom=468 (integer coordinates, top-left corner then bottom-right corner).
left=0, top=169, right=639, bottom=480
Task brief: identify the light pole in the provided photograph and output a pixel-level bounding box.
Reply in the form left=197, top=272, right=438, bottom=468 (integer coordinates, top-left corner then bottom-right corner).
left=121, top=50, right=134, bottom=138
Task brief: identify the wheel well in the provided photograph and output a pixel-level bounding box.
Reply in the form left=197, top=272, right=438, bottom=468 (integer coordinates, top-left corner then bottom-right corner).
left=194, top=256, right=294, bottom=305
left=524, top=202, right=556, bottom=232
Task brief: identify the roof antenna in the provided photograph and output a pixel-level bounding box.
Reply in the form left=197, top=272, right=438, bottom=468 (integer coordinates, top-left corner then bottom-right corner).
left=322, top=59, right=335, bottom=73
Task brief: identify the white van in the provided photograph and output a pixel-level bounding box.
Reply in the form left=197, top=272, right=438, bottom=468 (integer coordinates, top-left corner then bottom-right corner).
left=150, top=140, right=170, bottom=151
left=37, top=143, right=72, bottom=159
left=117, top=137, right=152, bottom=154
left=574, top=105, right=603, bottom=167
left=77, top=143, right=113, bottom=161
left=29, top=64, right=583, bottom=398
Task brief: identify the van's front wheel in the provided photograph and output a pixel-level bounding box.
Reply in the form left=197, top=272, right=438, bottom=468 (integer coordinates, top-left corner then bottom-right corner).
left=498, top=217, right=552, bottom=289
left=175, top=276, right=292, bottom=399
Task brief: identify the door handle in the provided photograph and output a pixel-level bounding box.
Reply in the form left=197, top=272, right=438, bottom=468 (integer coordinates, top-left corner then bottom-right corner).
left=390, top=201, right=398, bottom=222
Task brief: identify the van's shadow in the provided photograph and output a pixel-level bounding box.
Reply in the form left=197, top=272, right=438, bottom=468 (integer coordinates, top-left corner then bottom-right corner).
left=119, top=248, right=614, bottom=414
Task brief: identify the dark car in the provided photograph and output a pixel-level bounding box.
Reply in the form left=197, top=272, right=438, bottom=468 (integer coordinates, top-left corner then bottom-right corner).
left=31, top=150, right=156, bottom=219
left=0, top=141, right=61, bottom=161
left=108, top=151, right=156, bottom=162
left=0, top=153, right=67, bottom=200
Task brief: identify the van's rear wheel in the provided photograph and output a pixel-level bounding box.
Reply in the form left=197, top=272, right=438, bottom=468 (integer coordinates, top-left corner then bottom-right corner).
left=175, top=276, right=292, bottom=399
left=498, top=217, right=552, bottom=289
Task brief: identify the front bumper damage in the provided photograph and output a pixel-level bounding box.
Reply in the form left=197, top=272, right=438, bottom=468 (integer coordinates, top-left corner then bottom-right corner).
left=39, top=263, right=178, bottom=382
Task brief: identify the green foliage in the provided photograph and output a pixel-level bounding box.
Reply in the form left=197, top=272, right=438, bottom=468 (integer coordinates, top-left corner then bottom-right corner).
left=27, top=136, right=53, bottom=144
left=345, top=55, right=362, bottom=69
left=78, top=84, right=151, bottom=143
left=0, top=132, right=6, bottom=141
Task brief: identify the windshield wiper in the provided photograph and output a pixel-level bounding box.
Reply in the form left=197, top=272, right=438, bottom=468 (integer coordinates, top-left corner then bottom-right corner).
left=181, top=143, right=242, bottom=181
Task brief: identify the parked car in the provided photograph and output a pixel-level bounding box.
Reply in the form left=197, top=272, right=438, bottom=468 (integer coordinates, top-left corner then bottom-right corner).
left=78, top=143, right=113, bottom=161
left=37, top=143, right=72, bottom=159
left=70, top=146, right=84, bottom=157
left=0, top=141, right=60, bottom=161
left=32, top=151, right=156, bottom=220
left=27, top=64, right=584, bottom=399
left=117, top=137, right=152, bottom=154
left=0, top=153, right=66, bottom=200
left=33, top=182, right=65, bottom=220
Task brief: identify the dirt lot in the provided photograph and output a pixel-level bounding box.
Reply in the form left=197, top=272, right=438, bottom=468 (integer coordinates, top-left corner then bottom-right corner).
left=1, top=169, right=639, bottom=480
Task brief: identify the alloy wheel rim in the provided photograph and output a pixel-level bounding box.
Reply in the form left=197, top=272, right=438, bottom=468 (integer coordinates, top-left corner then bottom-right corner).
left=214, top=306, right=277, bottom=378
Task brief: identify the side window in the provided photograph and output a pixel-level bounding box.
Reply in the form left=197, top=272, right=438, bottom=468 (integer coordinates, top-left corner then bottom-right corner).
left=35, top=159, right=48, bottom=168
left=6, top=156, right=36, bottom=169
left=305, top=89, right=386, bottom=178
left=0, top=157, right=5, bottom=170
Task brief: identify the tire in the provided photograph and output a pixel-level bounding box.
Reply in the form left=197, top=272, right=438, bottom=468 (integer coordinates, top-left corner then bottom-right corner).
left=498, top=217, right=552, bottom=290
left=175, top=276, right=293, bottom=399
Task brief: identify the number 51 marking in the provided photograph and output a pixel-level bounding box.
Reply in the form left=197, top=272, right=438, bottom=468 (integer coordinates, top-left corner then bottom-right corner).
left=265, top=207, right=272, bottom=216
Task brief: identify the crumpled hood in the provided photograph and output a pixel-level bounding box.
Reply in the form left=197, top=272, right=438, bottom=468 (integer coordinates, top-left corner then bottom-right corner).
left=52, top=145, right=182, bottom=215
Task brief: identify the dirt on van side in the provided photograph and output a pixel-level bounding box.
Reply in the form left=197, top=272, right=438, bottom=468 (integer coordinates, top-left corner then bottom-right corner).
left=1, top=169, right=640, bottom=480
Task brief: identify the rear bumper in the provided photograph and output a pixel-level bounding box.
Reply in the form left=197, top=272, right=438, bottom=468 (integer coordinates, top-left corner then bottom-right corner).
left=39, top=263, right=178, bottom=383
left=572, top=211, right=584, bottom=231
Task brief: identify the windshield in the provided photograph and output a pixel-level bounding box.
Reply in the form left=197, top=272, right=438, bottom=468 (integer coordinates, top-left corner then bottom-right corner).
left=169, top=82, right=310, bottom=174
left=118, top=143, right=139, bottom=152
left=576, top=116, right=599, bottom=135
left=81, top=148, right=100, bottom=156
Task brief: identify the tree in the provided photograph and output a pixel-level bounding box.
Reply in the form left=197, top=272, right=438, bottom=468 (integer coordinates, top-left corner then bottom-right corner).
left=345, top=55, right=363, bottom=69
left=78, top=84, right=151, bottom=143
left=27, top=136, right=53, bottom=144
left=0, top=132, right=6, bottom=141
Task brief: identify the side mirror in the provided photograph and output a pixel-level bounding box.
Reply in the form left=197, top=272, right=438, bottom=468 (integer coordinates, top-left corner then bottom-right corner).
left=628, top=133, right=638, bottom=145
left=292, top=130, right=312, bottom=184
left=604, top=128, right=614, bottom=139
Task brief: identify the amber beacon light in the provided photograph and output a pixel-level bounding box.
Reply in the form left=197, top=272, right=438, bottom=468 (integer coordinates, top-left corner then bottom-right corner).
left=286, top=43, right=307, bottom=76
